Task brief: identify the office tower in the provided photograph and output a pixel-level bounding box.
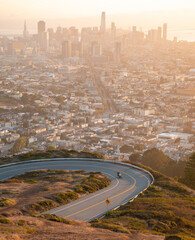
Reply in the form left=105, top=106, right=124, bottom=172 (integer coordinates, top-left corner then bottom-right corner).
left=56, top=27, right=62, bottom=42
left=114, top=42, right=121, bottom=64
left=157, top=27, right=162, bottom=41
left=23, top=21, right=29, bottom=39
left=148, top=30, right=152, bottom=41
left=48, top=28, right=54, bottom=45
left=42, top=32, right=49, bottom=51
left=69, top=27, right=79, bottom=42
left=132, top=26, right=137, bottom=32
left=62, top=40, right=72, bottom=58
left=163, top=23, right=167, bottom=41
left=100, top=12, right=106, bottom=33
left=111, top=22, right=116, bottom=40
left=91, top=42, right=101, bottom=56
left=79, top=41, right=84, bottom=57
left=8, top=41, right=26, bottom=55
left=37, top=21, right=46, bottom=51
left=93, top=27, right=99, bottom=33
left=38, top=21, right=46, bottom=35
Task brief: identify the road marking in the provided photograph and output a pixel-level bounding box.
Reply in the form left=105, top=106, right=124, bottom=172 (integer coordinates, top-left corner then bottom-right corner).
left=48, top=171, right=120, bottom=215
left=64, top=169, right=136, bottom=218
left=0, top=163, right=122, bottom=177
left=0, top=161, right=149, bottom=220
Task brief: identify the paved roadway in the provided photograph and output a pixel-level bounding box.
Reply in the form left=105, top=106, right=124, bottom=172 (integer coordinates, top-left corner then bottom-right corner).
left=0, top=159, right=152, bottom=221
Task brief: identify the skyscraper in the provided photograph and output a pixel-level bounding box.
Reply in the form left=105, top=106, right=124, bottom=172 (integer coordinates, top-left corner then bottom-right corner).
left=37, top=21, right=47, bottom=51
left=42, top=32, right=49, bottom=51
left=163, top=23, right=167, bottom=41
left=157, top=27, right=162, bottom=41
left=114, top=42, right=121, bottom=64
left=23, top=20, right=29, bottom=39
left=62, top=41, right=72, bottom=58
left=111, top=22, right=116, bottom=41
left=38, top=21, right=46, bottom=35
left=100, top=12, right=106, bottom=33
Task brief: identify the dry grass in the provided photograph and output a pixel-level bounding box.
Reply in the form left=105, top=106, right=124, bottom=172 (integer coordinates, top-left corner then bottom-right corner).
left=0, top=234, right=22, bottom=240
left=0, top=170, right=110, bottom=216
left=94, top=169, right=195, bottom=240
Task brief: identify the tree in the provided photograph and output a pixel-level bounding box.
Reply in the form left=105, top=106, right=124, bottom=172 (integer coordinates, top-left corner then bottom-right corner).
left=129, top=153, right=141, bottom=162
left=47, top=145, right=56, bottom=151
left=182, top=153, right=195, bottom=190
left=23, top=120, right=29, bottom=128
left=134, top=144, right=146, bottom=151
left=55, top=96, right=65, bottom=104
left=174, top=138, right=181, bottom=143
left=120, top=145, right=134, bottom=153
left=142, top=148, right=171, bottom=173
left=21, top=93, right=37, bottom=104
left=10, top=137, right=26, bottom=154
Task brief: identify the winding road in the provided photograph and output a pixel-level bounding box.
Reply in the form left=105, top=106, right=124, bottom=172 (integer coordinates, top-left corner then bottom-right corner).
left=0, top=159, right=153, bottom=221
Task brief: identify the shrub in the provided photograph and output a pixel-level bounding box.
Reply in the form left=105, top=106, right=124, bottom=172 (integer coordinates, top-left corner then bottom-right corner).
left=165, top=236, right=183, bottom=240
left=106, top=210, right=123, bottom=218
left=91, top=222, right=130, bottom=234
left=26, top=227, right=36, bottom=234
left=53, top=192, right=79, bottom=204
left=24, top=179, right=38, bottom=184
left=152, top=221, right=170, bottom=233
left=0, top=218, right=13, bottom=224
left=18, top=220, right=26, bottom=226
left=75, top=174, right=110, bottom=193
left=74, top=185, right=84, bottom=193
left=0, top=198, right=16, bottom=207
left=41, top=187, right=50, bottom=191
left=28, top=200, right=55, bottom=213
left=40, top=214, right=72, bottom=224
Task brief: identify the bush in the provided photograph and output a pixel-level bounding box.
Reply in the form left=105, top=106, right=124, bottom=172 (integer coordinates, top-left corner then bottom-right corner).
left=24, top=179, right=38, bottom=184
left=74, top=185, right=84, bottom=193
left=165, top=236, right=183, bottom=240
left=75, top=174, right=110, bottom=193
left=152, top=222, right=170, bottom=233
left=40, top=214, right=72, bottom=224
left=26, top=227, right=36, bottom=234
left=91, top=222, right=130, bottom=234
left=0, top=198, right=16, bottom=207
left=18, top=220, right=26, bottom=226
left=0, top=218, right=13, bottom=224
left=28, top=200, right=55, bottom=213
left=53, top=192, right=79, bottom=204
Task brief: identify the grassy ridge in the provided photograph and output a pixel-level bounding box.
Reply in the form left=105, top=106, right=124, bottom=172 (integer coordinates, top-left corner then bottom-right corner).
left=91, top=166, right=195, bottom=240
left=0, top=149, right=104, bottom=166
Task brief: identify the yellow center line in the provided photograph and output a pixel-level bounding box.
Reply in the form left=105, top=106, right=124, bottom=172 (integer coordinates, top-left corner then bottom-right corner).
left=65, top=170, right=136, bottom=218
left=0, top=163, right=137, bottom=218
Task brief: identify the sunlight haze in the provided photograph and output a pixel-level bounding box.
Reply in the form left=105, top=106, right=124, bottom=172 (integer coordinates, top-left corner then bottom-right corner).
left=1, top=0, right=195, bottom=18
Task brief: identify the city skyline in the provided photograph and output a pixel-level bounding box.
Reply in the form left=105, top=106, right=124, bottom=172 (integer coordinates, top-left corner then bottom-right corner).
left=0, top=9, right=195, bottom=41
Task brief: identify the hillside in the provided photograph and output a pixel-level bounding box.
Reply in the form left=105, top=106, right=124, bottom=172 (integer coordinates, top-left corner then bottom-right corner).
left=0, top=151, right=194, bottom=240
left=92, top=164, right=195, bottom=240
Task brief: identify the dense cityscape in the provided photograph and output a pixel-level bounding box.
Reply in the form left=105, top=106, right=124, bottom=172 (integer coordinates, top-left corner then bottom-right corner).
left=0, top=12, right=194, bottom=162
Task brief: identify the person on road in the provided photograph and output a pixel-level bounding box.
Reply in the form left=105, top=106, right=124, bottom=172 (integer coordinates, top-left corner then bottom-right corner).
left=117, top=172, right=122, bottom=178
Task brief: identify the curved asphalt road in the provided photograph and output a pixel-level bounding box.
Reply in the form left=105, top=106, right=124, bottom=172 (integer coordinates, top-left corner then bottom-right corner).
left=0, top=159, right=153, bottom=221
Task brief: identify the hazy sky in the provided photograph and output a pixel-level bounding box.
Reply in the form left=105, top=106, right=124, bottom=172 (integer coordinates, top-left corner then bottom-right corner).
left=1, top=0, right=195, bottom=19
